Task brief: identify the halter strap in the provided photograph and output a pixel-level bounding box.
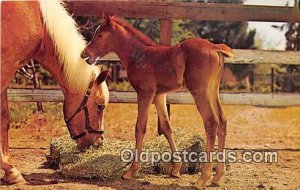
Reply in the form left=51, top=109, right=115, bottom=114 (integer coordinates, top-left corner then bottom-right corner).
left=64, top=76, right=104, bottom=140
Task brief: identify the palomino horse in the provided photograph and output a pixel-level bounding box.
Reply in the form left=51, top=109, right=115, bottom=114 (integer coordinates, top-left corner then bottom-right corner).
left=1, top=1, right=109, bottom=184
left=82, top=13, right=233, bottom=189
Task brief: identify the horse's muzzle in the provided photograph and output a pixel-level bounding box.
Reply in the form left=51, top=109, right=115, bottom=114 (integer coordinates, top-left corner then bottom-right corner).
left=76, top=134, right=104, bottom=152
left=92, top=135, right=104, bottom=148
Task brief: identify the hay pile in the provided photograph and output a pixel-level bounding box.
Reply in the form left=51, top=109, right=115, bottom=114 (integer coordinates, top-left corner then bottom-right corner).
left=144, top=131, right=205, bottom=174
left=48, top=136, right=132, bottom=180
left=47, top=130, right=205, bottom=180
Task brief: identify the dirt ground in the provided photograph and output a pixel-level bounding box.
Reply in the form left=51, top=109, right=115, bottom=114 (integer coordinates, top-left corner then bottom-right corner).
left=1, top=102, right=300, bottom=189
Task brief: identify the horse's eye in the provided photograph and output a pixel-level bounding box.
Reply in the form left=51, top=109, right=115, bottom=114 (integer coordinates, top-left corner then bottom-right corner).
left=97, top=104, right=105, bottom=111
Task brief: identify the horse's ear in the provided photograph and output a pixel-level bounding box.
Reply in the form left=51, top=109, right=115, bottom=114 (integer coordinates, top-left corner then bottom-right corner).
left=96, top=69, right=110, bottom=85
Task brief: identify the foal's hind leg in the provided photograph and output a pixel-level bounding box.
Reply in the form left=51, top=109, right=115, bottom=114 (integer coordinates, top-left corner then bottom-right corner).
left=153, top=93, right=181, bottom=177
left=1, top=90, right=26, bottom=184
left=211, top=97, right=227, bottom=186
left=191, top=92, right=219, bottom=189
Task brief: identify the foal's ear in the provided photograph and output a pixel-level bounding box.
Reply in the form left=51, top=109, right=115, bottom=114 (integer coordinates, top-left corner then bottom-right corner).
left=113, top=11, right=119, bottom=17
left=103, top=11, right=116, bottom=29
left=103, top=11, right=111, bottom=24
left=96, top=70, right=110, bottom=85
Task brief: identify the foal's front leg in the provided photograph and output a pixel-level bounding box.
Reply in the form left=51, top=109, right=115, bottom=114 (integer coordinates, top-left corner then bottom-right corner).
left=122, top=92, right=155, bottom=180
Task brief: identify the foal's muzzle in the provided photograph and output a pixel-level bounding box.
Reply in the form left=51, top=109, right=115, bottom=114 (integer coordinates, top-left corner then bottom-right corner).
left=81, top=50, right=95, bottom=65
left=81, top=50, right=88, bottom=58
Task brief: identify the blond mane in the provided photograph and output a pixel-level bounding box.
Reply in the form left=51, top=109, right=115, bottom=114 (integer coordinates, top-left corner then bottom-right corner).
left=39, top=0, right=99, bottom=92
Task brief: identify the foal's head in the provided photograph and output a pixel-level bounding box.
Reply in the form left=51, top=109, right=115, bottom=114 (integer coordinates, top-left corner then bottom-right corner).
left=81, top=13, right=125, bottom=64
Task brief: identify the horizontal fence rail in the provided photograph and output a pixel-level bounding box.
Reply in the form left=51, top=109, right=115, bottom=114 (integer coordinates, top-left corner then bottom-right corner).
left=64, top=1, right=300, bottom=65
left=65, top=1, right=300, bottom=22
left=7, top=89, right=300, bottom=107
left=101, top=50, right=300, bottom=65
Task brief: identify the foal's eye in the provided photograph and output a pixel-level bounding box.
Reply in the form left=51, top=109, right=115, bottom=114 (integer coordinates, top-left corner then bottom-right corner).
left=97, top=104, right=105, bottom=111
left=97, top=33, right=103, bottom=38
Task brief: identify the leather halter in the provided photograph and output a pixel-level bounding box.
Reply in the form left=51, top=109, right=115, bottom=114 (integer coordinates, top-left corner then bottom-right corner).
left=64, top=77, right=104, bottom=140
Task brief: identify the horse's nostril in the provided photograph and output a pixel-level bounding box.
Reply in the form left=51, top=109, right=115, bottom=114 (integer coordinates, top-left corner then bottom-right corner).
left=93, top=136, right=104, bottom=148
left=81, top=51, right=89, bottom=59
left=76, top=141, right=91, bottom=152
left=77, top=144, right=87, bottom=152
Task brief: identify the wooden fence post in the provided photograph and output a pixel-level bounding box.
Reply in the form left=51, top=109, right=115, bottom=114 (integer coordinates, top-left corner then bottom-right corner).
left=112, top=64, right=118, bottom=83
left=157, top=19, right=172, bottom=135
left=31, top=60, right=44, bottom=112
left=295, top=0, right=299, bottom=9
left=271, top=67, right=274, bottom=93
left=159, top=19, right=172, bottom=45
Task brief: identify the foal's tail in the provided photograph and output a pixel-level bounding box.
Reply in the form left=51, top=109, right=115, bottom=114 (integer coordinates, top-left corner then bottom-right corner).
left=214, top=44, right=234, bottom=58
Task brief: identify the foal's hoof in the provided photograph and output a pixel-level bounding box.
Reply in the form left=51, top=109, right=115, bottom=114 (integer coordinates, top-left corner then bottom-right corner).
left=171, top=162, right=182, bottom=178
left=121, top=170, right=138, bottom=180
left=170, top=173, right=180, bottom=178
left=121, top=164, right=140, bottom=180
left=210, top=181, right=220, bottom=187
left=121, top=171, right=132, bottom=180
left=211, top=174, right=223, bottom=187
left=195, top=177, right=210, bottom=190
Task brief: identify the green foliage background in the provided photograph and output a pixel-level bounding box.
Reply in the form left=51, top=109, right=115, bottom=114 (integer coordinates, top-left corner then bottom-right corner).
left=12, top=0, right=300, bottom=92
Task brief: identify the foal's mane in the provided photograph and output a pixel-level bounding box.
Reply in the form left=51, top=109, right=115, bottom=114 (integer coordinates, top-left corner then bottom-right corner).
left=111, top=16, right=157, bottom=46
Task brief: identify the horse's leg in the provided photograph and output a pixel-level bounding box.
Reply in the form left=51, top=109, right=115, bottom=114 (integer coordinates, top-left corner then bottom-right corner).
left=191, top=91, right=219, bottom=189
left=153, top=93, right=181, bottom=177
left=210, top=53, right=227, bottom=186
left=122, top=92, right=155, bottom=180
left=0, top=89, right=26, bottom=184
left=211, top=95, right=227, bottom=186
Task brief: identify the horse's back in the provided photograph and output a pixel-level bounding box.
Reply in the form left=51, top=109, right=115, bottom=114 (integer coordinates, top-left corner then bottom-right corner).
left=1, top=1, right=43, bottom=63
left=180, top=38, right=233, bottom=58
left=180, top=38, right=216, bottom=54
left=1, top=1, right=43, bottom=90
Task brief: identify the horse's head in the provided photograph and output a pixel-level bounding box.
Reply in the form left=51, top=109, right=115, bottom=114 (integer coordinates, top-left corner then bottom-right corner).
left=63, top=69, right=109, bottom=152
left=81, top=12, right=121, bottom=64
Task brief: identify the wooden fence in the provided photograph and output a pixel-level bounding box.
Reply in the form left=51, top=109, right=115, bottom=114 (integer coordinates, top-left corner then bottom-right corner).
left=65, top=1, right=300, bottom=65
left=99, top=49, right=300, bottom=65
left=65, top=1, right=300, bottom=22
left=7, top=89, right=300, bottom=107
left=65, top=0, right=300, bottom=107
left=11, top=1, right=300, bottom=107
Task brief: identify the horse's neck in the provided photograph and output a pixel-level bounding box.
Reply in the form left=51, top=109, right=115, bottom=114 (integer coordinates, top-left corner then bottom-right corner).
left=34, top=34, right=85, bottom=94
left=34, top=45, right=67, bottom=93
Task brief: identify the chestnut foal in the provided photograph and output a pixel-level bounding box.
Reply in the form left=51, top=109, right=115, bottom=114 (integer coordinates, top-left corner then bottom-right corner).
left=82, top=13, right=233, bottom=189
